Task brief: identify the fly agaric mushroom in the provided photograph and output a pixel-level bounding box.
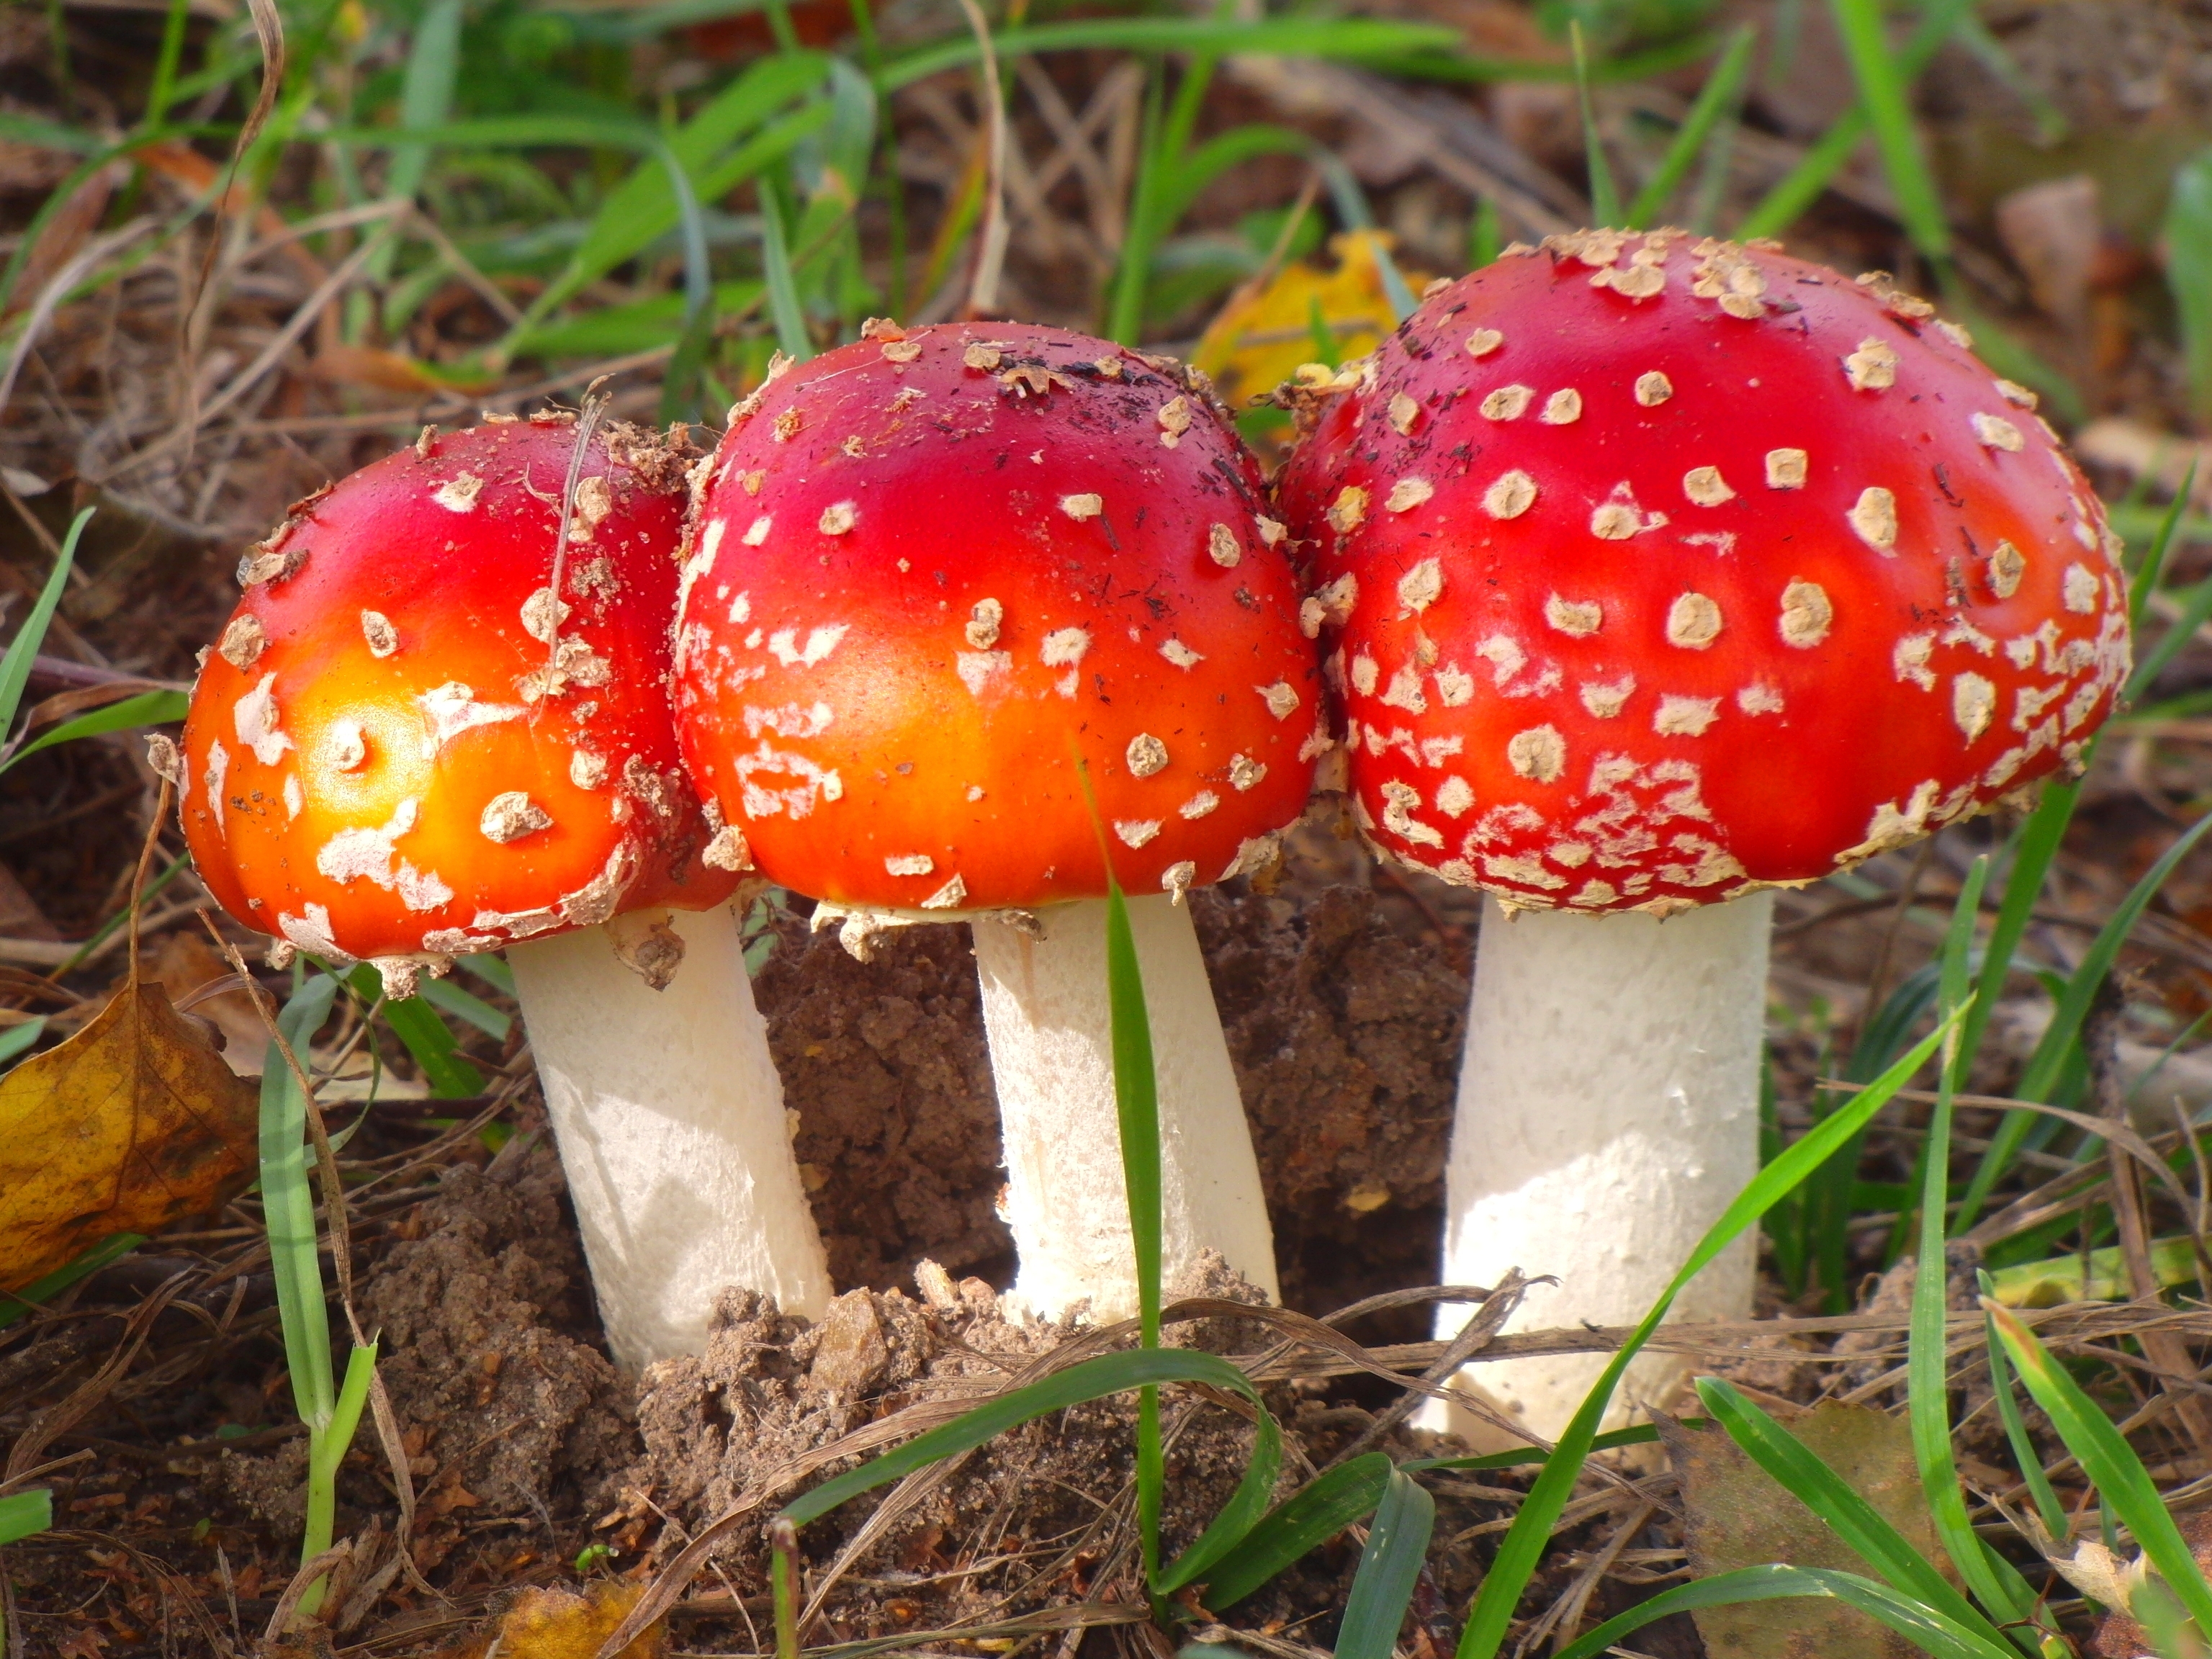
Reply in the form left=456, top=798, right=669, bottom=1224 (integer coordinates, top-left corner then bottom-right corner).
left=1274, top=230, right=2129, bottom=1439
left=672, top=321, right=1321, bottom=1322
left=181, top=415, right=832, bottom=1367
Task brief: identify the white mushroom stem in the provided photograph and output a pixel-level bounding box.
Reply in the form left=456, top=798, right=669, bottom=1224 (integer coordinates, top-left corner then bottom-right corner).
left=972, top=893, right=1278, bottom=1323
left=507, top=904, right=831, bottom=1367
left=1418, top=891, right=1772, bottom=1445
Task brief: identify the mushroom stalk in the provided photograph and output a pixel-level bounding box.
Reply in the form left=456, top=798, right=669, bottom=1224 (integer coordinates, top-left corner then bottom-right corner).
left=972, top=893, right=1278, bottom=1323
left=1419, top=891, right=1771, bottom=1444
left=508, top=904, right=832, bottom=1367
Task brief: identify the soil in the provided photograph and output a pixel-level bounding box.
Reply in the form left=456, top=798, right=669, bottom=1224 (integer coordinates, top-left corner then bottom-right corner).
left=763, top=881, right=1467, bottom=1328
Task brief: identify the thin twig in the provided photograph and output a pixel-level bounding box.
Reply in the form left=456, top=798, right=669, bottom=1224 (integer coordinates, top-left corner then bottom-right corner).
left=955, top=0, right=1010, bottom=318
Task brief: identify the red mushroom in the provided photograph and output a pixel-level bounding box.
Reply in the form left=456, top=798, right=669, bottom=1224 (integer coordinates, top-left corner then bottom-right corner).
left=181, top=415, right=831, bottom=1365
left=1274, top=230, right=2128, bottom=1437
left=673, top=322, right=1321, bottom=1321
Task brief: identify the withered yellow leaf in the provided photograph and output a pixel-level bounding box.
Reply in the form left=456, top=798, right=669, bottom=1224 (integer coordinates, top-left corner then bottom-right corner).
left=0, top=980, right=260, bottom=1290
left=445, top=1584, right=664, bottom=1659
left=1192, top=230, right=1432, bottom=413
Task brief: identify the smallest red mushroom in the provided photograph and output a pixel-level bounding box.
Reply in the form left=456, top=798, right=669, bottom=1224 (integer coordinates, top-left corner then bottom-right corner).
left=181, top=415, right=734, bottom=988
left=179, top=415, right=832, bottom=1366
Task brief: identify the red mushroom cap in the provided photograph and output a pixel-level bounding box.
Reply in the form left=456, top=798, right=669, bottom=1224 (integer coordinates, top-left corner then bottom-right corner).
left=1273, top=231, right=2130, bottom=915
left=180, top=417, right=736, bottom=981
left=671, top=322, right=1321, bottom=912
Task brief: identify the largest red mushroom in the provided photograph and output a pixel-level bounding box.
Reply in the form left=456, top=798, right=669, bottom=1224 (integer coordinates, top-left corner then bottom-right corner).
left=1275, top=231, right=2128, bottom=1438
left=673, top=323, right=1320, bottom=1322
left=181, top=415, right=832, bottom=1367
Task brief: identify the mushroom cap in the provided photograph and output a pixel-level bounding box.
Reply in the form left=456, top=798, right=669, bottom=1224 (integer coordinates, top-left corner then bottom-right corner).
left=672, top=323, right=1321, bottom=912
left=180, top=418, right=736, bottom=972
left=1272, top=230, right=2130, bottom=916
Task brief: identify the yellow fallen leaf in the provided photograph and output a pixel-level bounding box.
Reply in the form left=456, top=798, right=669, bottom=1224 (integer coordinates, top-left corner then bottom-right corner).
left=1192, top=230, right=1432, bottom=413
left=446, top=1584, right=665, bottom=1659
left=0, top=979, right=260, bottom=1290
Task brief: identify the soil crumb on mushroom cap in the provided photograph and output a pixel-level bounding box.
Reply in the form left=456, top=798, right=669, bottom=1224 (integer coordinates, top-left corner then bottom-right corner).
left=180, top=419, right=735, bottom=968
left=1272, top=230, right=2131, bottom=917
left=675, top=322, right=1321, bottom=912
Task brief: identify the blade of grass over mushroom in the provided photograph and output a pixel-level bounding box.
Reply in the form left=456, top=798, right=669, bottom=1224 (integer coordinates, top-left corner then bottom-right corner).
left=0, top=1489, right=50, bottom=1546
left=1335, top=1468, right=1436, bottom=1659
left=1958, top=804, right=2212, bottom=1227
left=1735, top=0, right=1974, bottom=240
left=759, top=180, right=812, bottom=362
left=1455, top=1009, right=1959, bottom=1659
left=1568, top=22, right=1619, bottom=229
left=0, top=507, right=91, bottom=741
left=1552, top=1564, right=2026, bottom=1659
left=1624, top=23, right=1755, bottom=229
left=1199, top=1454, right=1395, bottom=1611
left=1989, top=1301, right=2212, bottom=1635
left=1827, top=0, right=1949, bottom=259
left=1105, top=873, right=1166, bottom=1591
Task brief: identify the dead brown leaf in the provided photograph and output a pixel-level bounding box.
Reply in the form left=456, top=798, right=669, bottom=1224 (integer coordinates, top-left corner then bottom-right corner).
left=0, top=976, right=260, bottom=1290
left=1664, top=1403, right=1956, bottom=1658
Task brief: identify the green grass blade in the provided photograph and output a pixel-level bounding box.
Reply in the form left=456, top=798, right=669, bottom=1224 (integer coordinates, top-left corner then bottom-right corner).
left=1987, top=1236, right=2198, bottom=1306
left=457, top=953, right=516, bottom=998
left=780, top=1347, right=1278, bottom=1536
left=500, top=55, right=829, bottom=330
left=2128, top=462, right=2193, bottom=644
left=878, top=18, right=1467, bottom=94
left=1554, top=1564, right=2023, bottom=1659
left=1908, top=866, right=2044, bottom=1644
left=0, top=507, right=91, bottom=740
left=0, top=1490, right=51, bottom=1547
left=1828, top=0, right=1948, bottom=258
left=2128, top=467, right=2205, bottom=700
left=1736, top=0, right=1972, bottom=240
left=1979, top=1272, right=2069, bottom=1539
left=759, top=180, right=813, bottom=361
left=1335, top=1469, right=1435, bottom=1659
left=0, top=1231, right=143, bottom=1331
left=1990, top=1302, right=2212, bottom=1635
left=377, top=0, right=462, bottom=240
left=1696, top=1377, right=2008, bottom=1640
left=1961, top=802, right=2212, bottom=1222
left=1455, top=1009, right=1961, bottom=1658
left=297, top=1339, right=379, bottom=1619
left=2167, top=150, right=2212, bottom=429
left=417, top=976, right=510, bottom=1042
left=0, top=1017, right=45, bottom=1069
left=263, top=974, right=343, bottom=1433
left=346, top=965, right=484, bottom=1099
left=2131, top=572, right=2212, bottom=704
left=1200, top=1454, right=1394, bottom=1611
left=0, top=688, right=188, bottom=775
left=1570, top=22, right=1619, bottom=228
left=1624, top=23, right=1755, bottom=229
left=1954, top=778, right=2081, bottom=1107
left=1406, top=1420, right=1703, bottom=1473
left=1105, top=875, right=1165, bottom=1586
